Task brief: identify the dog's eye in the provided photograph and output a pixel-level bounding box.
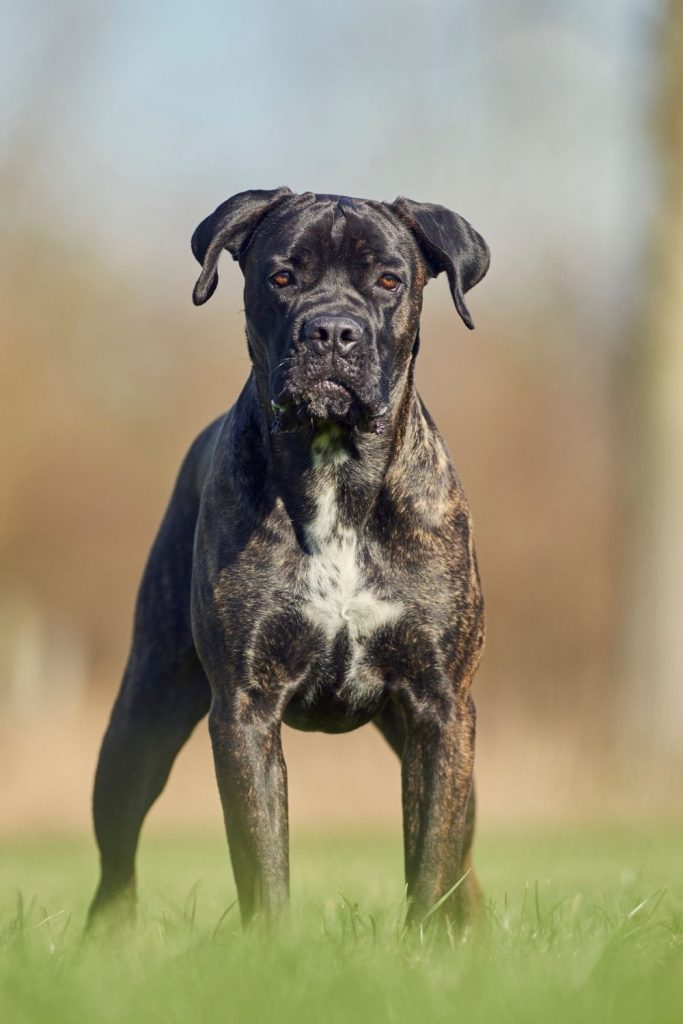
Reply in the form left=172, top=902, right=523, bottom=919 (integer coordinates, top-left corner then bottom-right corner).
left=270, top=270, right=294, bottom=288
left=377, top=273, right=402, bottom=291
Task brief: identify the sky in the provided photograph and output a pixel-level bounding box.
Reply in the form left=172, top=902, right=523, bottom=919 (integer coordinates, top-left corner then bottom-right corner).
left=0, top=0, right=659, bottom=320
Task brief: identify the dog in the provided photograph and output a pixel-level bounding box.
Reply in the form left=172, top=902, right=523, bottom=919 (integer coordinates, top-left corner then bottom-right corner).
left=88, top=188, right=489, bottom=930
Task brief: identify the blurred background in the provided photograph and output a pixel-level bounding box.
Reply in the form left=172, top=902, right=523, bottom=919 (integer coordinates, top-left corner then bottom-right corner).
left=1, top=0, right=681, bottom=837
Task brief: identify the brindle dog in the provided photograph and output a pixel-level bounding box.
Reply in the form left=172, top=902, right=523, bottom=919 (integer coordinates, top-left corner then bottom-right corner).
left=88, top=188, right=490, bottom=930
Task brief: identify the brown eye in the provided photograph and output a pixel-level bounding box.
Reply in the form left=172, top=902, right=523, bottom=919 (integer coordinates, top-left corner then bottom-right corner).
left=377, top=273, right=401, bottom=291
left=270, top=270, right=293, bottom=288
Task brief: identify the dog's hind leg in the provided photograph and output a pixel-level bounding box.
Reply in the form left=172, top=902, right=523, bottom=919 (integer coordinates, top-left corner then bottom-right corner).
left=87, top=423, right=218, bottom=929
left=87, top=649, right=210, bottom=928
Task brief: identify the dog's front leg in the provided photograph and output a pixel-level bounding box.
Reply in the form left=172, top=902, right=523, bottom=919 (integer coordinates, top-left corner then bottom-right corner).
left=209, top=701, right=289, bottom=927
left=401, top=686, right=477, bottom=930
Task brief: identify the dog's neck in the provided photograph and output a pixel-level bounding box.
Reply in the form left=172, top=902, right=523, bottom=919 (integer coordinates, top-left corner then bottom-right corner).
left=244, top=367, right=419, bottom=543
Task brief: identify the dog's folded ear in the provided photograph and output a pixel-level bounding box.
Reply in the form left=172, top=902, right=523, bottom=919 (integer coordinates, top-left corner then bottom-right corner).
left=391, top=198, right=490, bottom=329
left=191, top=187, right=293, bottom=305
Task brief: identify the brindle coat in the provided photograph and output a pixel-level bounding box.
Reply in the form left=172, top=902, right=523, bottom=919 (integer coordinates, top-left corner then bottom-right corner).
left=88, top=188, right=490, bottom=930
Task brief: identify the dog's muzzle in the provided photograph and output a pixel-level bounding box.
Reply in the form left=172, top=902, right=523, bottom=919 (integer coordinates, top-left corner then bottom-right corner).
left=271, top=315, right=387, bottom=434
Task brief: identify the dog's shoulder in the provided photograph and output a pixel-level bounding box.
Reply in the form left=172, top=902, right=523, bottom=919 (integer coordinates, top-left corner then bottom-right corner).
left=178, top=414, right=226, bottom=498
left=194, top=380, right=277, bottom=540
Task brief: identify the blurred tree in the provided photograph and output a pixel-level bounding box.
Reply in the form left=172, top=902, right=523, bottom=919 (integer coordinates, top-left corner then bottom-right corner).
left=627, top=0, right=683, bottom=757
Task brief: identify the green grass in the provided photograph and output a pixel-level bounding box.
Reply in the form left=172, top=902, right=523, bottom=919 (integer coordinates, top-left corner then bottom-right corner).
left=1, top=825, right=682, bottom=1023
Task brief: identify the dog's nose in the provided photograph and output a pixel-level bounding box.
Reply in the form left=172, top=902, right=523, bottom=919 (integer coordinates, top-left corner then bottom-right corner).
left=303, top=316, right=363, bottom=357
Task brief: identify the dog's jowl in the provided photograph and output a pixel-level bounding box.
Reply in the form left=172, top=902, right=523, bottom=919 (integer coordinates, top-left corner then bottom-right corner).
left=88, top=189, right=490, bottom=930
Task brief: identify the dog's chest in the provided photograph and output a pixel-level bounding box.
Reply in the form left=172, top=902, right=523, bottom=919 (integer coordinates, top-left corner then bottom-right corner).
left=299, top=482, right=402, bottom=649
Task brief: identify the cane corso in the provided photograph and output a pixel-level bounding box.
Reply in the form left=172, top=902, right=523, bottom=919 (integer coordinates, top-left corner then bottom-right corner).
left=88, top=188, right=489, bottom=930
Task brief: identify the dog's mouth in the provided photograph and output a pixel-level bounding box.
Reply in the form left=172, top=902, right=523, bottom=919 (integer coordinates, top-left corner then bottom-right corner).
left=271, top=379, right=386, bottom=435
left=306, top=379, right=354, bottom=416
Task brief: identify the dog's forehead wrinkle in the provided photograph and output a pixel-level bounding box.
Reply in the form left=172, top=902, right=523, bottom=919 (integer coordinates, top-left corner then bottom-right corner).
left=313, top=193, right=356, bottom=206
left=259, top=199, right=411, bottom=272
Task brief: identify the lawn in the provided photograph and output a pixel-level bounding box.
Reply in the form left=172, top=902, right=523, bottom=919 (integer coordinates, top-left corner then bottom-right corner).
left=1, top=825, right=682, bottom=1023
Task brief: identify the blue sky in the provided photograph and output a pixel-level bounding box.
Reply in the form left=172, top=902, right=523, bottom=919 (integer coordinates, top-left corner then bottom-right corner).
left=1, top=0, right=657, bottom=315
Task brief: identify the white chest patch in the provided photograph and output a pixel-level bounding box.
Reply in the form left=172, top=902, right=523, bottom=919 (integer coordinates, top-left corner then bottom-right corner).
left=300, top=483, right=403, bottom=643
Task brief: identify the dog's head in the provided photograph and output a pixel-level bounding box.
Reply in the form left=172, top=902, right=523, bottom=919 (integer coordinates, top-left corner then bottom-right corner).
left=191, top=189, right=489, bottom=433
